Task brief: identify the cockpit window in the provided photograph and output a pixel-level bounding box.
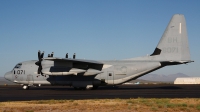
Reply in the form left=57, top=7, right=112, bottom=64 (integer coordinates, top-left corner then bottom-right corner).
left=14, top=63, right=22, bottom=69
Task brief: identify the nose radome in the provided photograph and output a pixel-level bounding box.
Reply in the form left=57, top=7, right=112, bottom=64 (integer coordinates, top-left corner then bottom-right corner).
left=4, top=72, right=12, bottom=81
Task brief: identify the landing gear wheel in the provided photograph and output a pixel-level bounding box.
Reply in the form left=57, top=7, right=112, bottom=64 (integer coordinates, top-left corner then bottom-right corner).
left=22, top=85, right=29, bottom=90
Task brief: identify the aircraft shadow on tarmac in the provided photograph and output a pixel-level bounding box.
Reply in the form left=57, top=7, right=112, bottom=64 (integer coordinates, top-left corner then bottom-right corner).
left=1, top=85, right=199, bottom=101
left=22, top=85, right=182, bottom=91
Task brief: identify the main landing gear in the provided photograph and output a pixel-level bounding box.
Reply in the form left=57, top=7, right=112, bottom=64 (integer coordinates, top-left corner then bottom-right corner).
left=73, top=86, right=99, bottom=90
left=22, top=85, right=29, bottom=90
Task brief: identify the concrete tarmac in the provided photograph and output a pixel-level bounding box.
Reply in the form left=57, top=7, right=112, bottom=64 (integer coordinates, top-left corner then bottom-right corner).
left=0, top=84, right=200, bottom=102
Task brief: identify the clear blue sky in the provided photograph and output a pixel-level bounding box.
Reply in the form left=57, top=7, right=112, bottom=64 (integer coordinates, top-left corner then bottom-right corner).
left=0, top=0, right=200, bottom=77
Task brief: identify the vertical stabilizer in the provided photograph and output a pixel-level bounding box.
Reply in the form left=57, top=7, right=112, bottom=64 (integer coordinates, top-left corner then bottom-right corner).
left=151, top=14, right=191, bottom=61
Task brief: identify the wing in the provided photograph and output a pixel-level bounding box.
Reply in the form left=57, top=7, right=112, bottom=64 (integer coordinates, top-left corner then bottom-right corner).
left=43, top=57, right=103, bottom=65
left=41, top=57, right=104, bottom=76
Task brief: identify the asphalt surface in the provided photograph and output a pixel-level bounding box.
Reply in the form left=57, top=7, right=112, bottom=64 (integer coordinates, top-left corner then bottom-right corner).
left=0, top=84, right=200, bottom=102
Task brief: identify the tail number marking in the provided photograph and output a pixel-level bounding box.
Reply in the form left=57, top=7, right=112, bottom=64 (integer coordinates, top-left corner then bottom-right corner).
left=162, top=47, right=178, bottom=53
left=168, top=37, right=178, bottom=43
left=17, top=70, right=25, bottom=74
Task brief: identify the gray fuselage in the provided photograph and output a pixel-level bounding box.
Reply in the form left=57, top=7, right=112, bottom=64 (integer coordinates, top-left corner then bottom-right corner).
left=5, top=58, right=162, bottom=88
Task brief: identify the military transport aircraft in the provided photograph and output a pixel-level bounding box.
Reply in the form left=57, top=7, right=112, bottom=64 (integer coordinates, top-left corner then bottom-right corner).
left=4, top=14, right=193, bottom=90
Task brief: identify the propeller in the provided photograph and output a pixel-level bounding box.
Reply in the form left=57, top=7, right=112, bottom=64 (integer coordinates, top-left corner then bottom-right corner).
left=48, top=52, right=54, bottom=57
left=35, top=50, right=44, bottom=74
left=66, top=53, right=68, bottom=58
left=51, top=52, right=54, bottom=57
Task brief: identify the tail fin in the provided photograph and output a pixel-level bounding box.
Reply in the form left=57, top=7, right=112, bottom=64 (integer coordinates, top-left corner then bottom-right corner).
left=151, top=14, right=191, bottom=61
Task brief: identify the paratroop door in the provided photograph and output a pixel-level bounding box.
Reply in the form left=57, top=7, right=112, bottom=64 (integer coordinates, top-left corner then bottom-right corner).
left=27, top=75, right=34, bottom=85
left=107, top=71, right=114, bottom=85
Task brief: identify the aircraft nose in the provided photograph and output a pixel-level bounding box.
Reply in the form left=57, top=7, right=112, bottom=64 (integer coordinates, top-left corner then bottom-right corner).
left=4, top=72, right=12, bottom=81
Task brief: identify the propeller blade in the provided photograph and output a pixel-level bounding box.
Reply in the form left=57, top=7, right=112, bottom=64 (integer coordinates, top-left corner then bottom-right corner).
left=41, top=51, right=44, bottom=58
left=38, top=50, right=41, bottom=61
left=73, top=53, right=76, bottom=59
left=51, top=52, right=54, bottom=57
left=36, top=50, right=44, bottom=75
left=37, top=66, right=42, bottom=74
left=66, top=53, right=68, bottom=58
